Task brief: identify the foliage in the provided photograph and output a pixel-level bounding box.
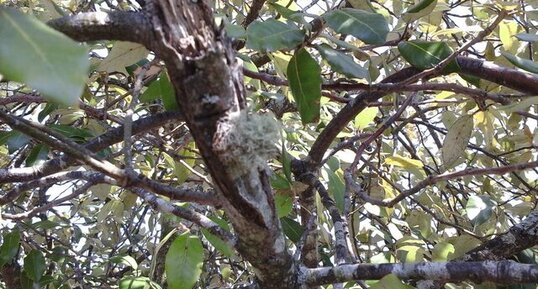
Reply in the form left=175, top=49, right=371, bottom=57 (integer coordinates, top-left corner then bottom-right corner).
left=0, top=0, right=537, bottom=288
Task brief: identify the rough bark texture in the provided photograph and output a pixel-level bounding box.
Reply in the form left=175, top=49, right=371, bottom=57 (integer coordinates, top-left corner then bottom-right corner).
left=145, top=1, right=296, bottom=287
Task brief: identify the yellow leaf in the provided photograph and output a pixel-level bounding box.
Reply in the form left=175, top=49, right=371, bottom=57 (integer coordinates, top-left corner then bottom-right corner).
left=499, top=21, right=520, bottom=53
left=354, top=106, right=379, bottom=129
left=441, top=114, right=473, bottom=170
left=384, top=155, right=423, bottom=169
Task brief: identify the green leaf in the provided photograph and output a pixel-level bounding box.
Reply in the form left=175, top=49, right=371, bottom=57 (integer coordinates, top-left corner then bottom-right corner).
left=370, top=274, right=414, bottom=289
left=0, top=230, right=20, bottom=267
left=25, top=144, right=49, bottom=166
left=201, top=216, right=235, bottom=258
left=281, top=216, right=304, bottom=243
left=109, top=255, right=138, bottom=271
left=327, top=169, right=345, bottom=213
left=398, top=41, right=459, bottom=73
left=141, top=71, right=177, bottom=111
left=119, top=277, right=161, bottom=289
left=287, top=48, right=321, bottom=124
left=499, top=96, right=538, bottom=114
left=441, top=114, right=473, bottom=170
left=165, top=233, right=204, bottom=289
left=49, top=124, right=94, bottom=142
left=515, top=33, right=538, bottom=42
left=466, top=195, right=496, bottom=226
left=0, top=8, right=89, bottom=105
left=275, top=193, right=293, bottom=218
left=0, top=131, right=31, bottom=154
left=324, top=8, right=389, bottom=45
left=502, top=51, right=538, bottom=74
left=354, top=106, right=379, bottom=129
left=402, top=0, right=438, bottom=21
left=246, top=20, right=305, bottom=52
left=96, top=41, right=148, bottom=74
left=315, top=44, right=369, bottom=79
left=24, top=250, right=46, bottom=281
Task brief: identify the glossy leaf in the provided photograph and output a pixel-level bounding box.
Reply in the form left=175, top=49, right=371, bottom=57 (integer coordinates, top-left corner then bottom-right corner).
left=324, top=8, right=389, bottom=45
left=281, top=216, right=304, bottom=243
left=441, top=114, right=473, bottom=170
left=246, top=20, right=305, bottom=52
left=315, top=44, right=369, bottom=79
left=287, top=48, right=322, bottom=124
left=165, top=233, right=204, bottom=289
left=0, top=230, right=20, bottom=267
left=97, top=41, right=149, bottom=74
left=402, top=0, right=438, bottom=21
left=502, top=51, right=538, bottom=74
left=24, top=250, right=46, bottom=281
left=398, top=41, right=459, bottom=73
left=0, top=8, right=89, bottom=105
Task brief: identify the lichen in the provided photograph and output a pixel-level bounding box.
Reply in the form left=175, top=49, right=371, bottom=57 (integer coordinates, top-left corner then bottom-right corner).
left=213, top=111, right=280, bottom=178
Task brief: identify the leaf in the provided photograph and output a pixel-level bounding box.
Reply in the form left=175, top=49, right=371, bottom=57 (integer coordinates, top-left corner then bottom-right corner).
left=0, top=8, right=89, bottom=105
left=97, top=41, right=149, bottom=74
left=370, top=274, right=413, bottom=289
left=246, top=20, right=305, bottom=52
left=324, top=8, right=389, bottom=45
left=287, top=48, right=322, bottom=124
left=499, top=96, right=538, bottom=114
left=466, top=195, right=496, bottom=226
left=201, top=216, right=235, bottom=258
left=499, top=21, right=519, bottom=53
left=354, top=106, right=379, bottom=129
left=398, top=41, right=459, bottom=73
left=384, top=155, right=423, bottom=169
left=49, top=124, right=94, bottom=142
left=315, top=44, right=369, bottom=79
left=275, top=193, right=293, bottom=218
left=402, top=0, right=438, bottom=21
left=515, top=33, right=538, bottom=42
left=441, top=115, right=473, bottom=170
left=140, top=71, right=178, bottom=111
left=119, top=277, right=161, bottom=289
left=281, top=217, right=304, bottom=243
left=502, top=51, right=538, bottom=74
left=25, top=144, right=49, bottom=166
left=24, top=250, right=46, bottom=281
left=109, top=255, right=138, bottom=270
left=2, top=131, right=31, bottom=154
left=431, top=242, right=455, bottom=261
left=327, top=169, right=345, bottom=213
left=0, top=230, right=20, bottom=267
left=165, top=233, right=204, bottom=289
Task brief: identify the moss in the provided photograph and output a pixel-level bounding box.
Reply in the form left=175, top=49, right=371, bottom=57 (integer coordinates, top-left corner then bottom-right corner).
left=213, top=111, right=280, bottom=178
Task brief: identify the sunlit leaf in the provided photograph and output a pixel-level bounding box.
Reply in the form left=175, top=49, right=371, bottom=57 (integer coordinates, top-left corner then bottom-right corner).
left=402, top=0, right=438, bottom=21
left=466, top=195, right=496, bottom=226
left=119, top=277, right=161, bottom=289
left=165, top=233, right=204, bottom=289
left=287, top=48, right=321, bottom=124
left=0, top=8, right=89, bottom=105
left=324, top=8, right=389, bottom=45
left=441, top=114, right=473, bottom=170
left=370, top=273, right=413, bottom=289
left=384, top=155, right=423, bottom=169
left=354, top=106, right=379, bottom=129
left=246, top=20, right=305, bottom=52
left=97, top=41, right=148, bottom=74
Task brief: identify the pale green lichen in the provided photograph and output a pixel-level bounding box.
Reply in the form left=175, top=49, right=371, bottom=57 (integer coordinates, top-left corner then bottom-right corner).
left=213, top=111, right=280, bottom=178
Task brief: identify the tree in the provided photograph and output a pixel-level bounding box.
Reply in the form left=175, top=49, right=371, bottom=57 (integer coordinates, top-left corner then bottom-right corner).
left=0, top=0, right=537, bottom=288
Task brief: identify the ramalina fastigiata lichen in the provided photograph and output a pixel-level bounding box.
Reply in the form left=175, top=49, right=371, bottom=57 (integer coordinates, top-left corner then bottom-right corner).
left=213, top=111, right=280, bottom=178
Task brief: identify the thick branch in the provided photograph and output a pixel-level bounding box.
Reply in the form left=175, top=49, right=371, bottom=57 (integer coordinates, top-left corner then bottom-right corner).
left=303, top=261, right=538, bottom=286
left=47, top=11, right=155, bottom=49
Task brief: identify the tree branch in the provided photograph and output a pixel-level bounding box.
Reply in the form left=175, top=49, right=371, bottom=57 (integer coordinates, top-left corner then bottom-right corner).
left=47, top=11, right=155, bottom=49
left=303, top=261, right=538, bottom=286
